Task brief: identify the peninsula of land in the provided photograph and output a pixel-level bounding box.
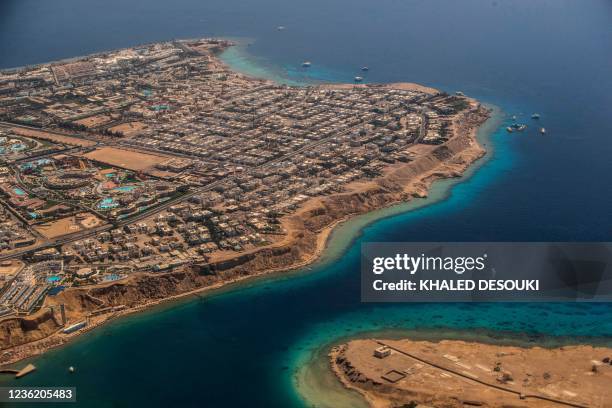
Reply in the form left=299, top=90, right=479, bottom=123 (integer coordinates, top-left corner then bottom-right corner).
left=331, top=338, right=612, bottom=408
left=0, top=39, right=489, bottom=365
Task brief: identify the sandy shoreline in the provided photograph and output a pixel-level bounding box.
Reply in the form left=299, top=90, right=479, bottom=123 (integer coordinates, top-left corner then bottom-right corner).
left=0, top=45, right=492, bottom=368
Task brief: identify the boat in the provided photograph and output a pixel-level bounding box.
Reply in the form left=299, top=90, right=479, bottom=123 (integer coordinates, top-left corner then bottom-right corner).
left=508, top=123, right=527, bottom=132
left=531, top=113, right=541, bottom=119
left=512, top=115, right=517, bottom=121
left=302, top=61, right=311, bottom=68
left=354, top=76, right=363, bottom=82
left=540, top=127, right=546, bottom=134
left=455, top=91, right=465, bottom=96
left=277, top=26, right=285, bottom=31
left=361, top=66, right=369, bottom=71
left=69, top=366, right=75, bottom=373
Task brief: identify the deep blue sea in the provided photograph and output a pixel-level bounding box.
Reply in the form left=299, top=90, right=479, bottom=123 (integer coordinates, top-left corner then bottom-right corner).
left=2, top=1, right=612, bottom=407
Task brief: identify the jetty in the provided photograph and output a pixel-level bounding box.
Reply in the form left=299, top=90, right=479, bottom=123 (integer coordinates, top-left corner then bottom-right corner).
left=0, top=363, right=36, bottom=378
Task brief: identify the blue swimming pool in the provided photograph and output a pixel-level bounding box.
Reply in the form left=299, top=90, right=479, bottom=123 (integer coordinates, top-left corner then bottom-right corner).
left=98, top=197, right=119, bottom=209
left=13, top=187, right=26, bottom=196
left=114, top=185, right=137, bottom=192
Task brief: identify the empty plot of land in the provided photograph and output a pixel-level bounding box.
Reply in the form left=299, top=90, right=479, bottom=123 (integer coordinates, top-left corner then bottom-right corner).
left=10, top=127, right=96, bottom=147
left=0, top=260, right=24, bottom=276
left=82, top=147, right=169, bottom=171
left=33, top=213, right=104, bottom=239
left=108, top=121, right=147, bottom=137
left=74, top=114, right=113, bottom=128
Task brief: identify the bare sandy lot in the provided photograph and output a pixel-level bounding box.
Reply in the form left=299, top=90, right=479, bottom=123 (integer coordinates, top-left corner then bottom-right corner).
left=108, top=121, right=147, bottom=137
left=82, top=146, right=169, bottom=171
left=34, top=213, right=104, bottom=239
left=0, top=260, right=24, bottom=276
left=333, top=338, right=612, bottom=408
left=74, top=114, right=113, bottom=128
left=10, top=127, right=96, bottom=147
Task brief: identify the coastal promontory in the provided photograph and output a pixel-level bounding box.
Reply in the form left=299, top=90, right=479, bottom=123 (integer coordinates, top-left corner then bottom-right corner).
left=0, top=39, right=489, bottom=365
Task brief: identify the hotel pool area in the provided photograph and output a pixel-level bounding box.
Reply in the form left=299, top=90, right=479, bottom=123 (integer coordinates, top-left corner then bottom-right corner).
left=46, top=276, right=61, bottom=283
left=19, top=159, right=49, bottom=171
left=13, top=187, right=26, bottom=196
left=0, top=143, right=27, bottom=155
left=98, top=197, right=119, bottom=209
left=113, top=185, right=137, bottom=192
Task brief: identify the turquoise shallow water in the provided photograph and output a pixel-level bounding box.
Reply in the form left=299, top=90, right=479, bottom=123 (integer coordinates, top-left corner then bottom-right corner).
left=1, top=0, right=612, bottom=407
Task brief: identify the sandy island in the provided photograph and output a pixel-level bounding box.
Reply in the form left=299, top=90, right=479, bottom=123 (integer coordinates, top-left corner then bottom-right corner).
left=331, top=338, right=612, bottom=408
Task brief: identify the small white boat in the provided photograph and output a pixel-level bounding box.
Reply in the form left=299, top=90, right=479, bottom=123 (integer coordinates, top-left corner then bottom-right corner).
left=361, top=66, right=369, bottom=72
left=69, top=366, right=75, bottom=373
left=455, top=91, right=465, bottom=96
left=531, top=113, right=541, bottom=119
left=540, top=127, right=546, bottom=134
left=506, top=127, right=514, bottom=133
left=354, top=76, right=363, bottom=82
left=302, top=61, right=311, bottom=67
left=277, top=26, right=285, bottom=31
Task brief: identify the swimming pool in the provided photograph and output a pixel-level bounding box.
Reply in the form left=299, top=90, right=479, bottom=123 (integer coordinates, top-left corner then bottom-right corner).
left=13, top=187, right=26, bottom=196
left=98, top=197, right=119, bottom=210
left=103, top=274, right=122, bottom=282
left=113, top=185, right=137, bottom=192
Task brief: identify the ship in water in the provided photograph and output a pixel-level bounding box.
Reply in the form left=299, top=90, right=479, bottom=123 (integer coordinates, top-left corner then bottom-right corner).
left=506, top=123, right=527, bottom=133
left=361, top=66, right=369, bottom=71
left=354, top=76, right=363, bottom=82
left=302, top=61, right=311, bottom=68
left=540, top=127, right=546, bottom=134
left=531, top=113, right=541, bottom=119
left=277, top=26, right=285, bottom=31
